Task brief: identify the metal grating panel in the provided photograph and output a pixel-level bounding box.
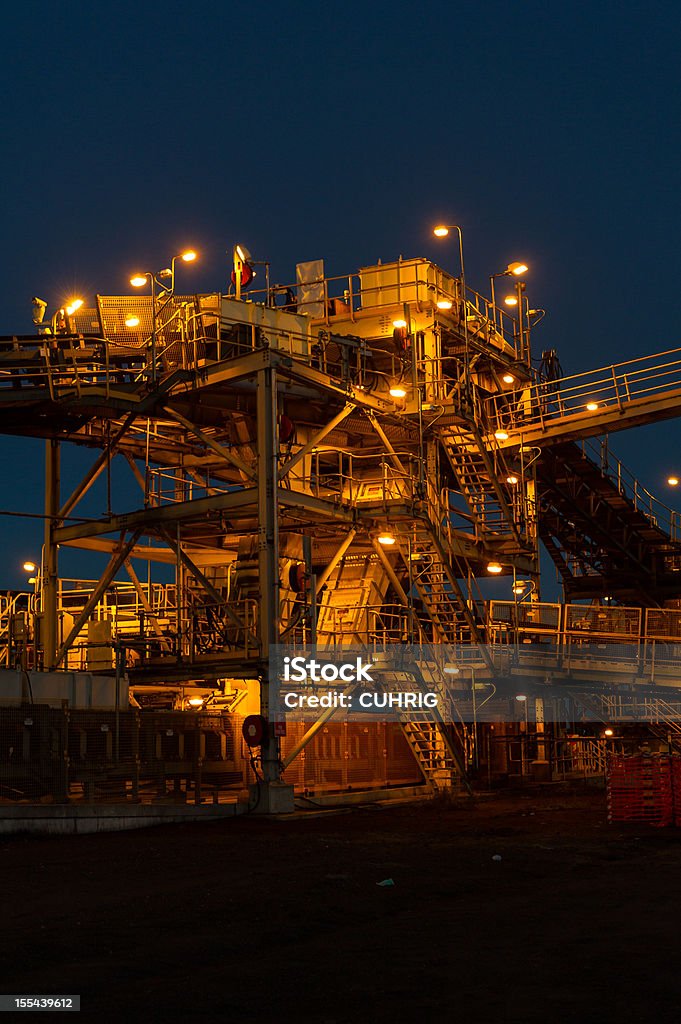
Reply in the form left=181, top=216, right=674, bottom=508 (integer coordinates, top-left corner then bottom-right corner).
left=565, top=604, right=642, bottom=637
left=97, top=294, right=153, bottom=349
left=68, top=307, right=102, bottom=335
left=96, top=294, right=204, bottom=368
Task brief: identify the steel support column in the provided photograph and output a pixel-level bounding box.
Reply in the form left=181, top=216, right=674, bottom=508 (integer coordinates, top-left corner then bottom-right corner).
left=257, top=364, right=281, bottom=784
left=42, top=440, right=60, bottom=670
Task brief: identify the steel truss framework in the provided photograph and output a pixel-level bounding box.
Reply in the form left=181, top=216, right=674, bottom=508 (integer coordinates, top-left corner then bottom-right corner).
left=2, top=256, right=681, bottom=793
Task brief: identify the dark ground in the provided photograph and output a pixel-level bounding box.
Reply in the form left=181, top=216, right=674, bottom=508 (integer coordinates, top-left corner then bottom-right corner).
left=2, top=788, right=680, bottom=1023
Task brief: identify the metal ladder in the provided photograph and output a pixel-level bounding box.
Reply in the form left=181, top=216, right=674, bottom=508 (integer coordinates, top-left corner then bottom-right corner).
left=391, top=521, right=491, bottom=667
left=441, top=421, right=521, bottom=542
left=401, top=714, right=462, bottom=791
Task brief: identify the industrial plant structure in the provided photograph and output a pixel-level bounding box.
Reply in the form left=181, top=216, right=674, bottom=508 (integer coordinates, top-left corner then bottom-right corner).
left=2, top=237, right=681, bottom=811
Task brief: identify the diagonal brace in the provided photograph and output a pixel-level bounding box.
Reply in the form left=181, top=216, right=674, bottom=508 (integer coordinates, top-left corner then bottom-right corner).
left=55, top=530, right=142, bottom=668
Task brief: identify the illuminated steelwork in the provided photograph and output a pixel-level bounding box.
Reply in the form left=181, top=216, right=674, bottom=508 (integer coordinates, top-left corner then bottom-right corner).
left=0, top=242, right=680, bottom=806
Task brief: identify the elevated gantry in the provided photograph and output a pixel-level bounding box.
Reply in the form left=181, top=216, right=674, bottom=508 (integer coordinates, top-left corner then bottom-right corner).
left=3, top=248, right=681, bottom=800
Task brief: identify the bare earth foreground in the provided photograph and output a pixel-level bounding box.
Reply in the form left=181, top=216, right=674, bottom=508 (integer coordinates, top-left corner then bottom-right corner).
left=2, top=790, right=680, bottom=1023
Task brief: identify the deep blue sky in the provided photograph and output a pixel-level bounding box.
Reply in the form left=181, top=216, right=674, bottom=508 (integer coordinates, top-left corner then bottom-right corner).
left=1, top=0, right=680, bottom=589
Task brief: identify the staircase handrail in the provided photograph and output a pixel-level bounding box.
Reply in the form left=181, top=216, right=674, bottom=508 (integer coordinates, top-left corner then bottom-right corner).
left=581, top=437, right=681, bottom=542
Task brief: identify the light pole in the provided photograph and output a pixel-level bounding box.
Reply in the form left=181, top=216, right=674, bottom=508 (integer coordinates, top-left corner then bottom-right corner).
left=504, top=291, right=545, bottom=366
left=130, top=271, right=156, bottom=380
left=130, top=250, right=197, bottom=382
left=433, top=224, right=470, bottom=398
left=489, top=261, right=528, bottom=342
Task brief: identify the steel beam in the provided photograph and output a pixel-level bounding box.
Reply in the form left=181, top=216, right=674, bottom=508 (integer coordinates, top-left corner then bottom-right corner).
left=365, top=410, right=408, bottom=477
left=315, top=528, right=357, bottom=596
left=277, top=488, right=356, bottom=522
left=257, top=364, right=281, bottom=782
left=164, top=407, right=256, bottom=481
left=372, top=540, right=410, bottom=607
left=278, top=403, right=356, bottom=481
left=275, top=357, right=394, bottom=413
left=59, top=411, right=137, bottom=520
left=158, top=527, right=245, bottom=632
left=173, top=348, right=273, bottom=392
left=54, top=487, right=259, bottom=542
left=60, top=536, right=231, bottom=566
left=42, top=440, right=60, bottom=670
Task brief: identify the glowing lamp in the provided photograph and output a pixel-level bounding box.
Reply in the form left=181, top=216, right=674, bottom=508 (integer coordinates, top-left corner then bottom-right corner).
left=392, top=318, right=407, bottom=329
left=130, top=275, right=147, bottom=288
left=508, top=262, right=528, bottom=276
left=377, top=533, right=396, bottom=546
left=23, top=561, right=37, bottom=573
left=504, top=295, right=518, bottom=306
left=506, top=475, right=519, bottom=485
left=65, top=299, right=83, bottom=315
left=494, top=429, right=509, bottom=441
left=181, top=250, right=197, bottom=262
left=668, top=476, right=679, bottom=487
left=125, top=315, right=140, bottom=328
left=502, top=373, right=515, bottom=384
left=389, top=385, right=407, bottom=399
left=433, top=226, right=449, bottom=238
left=487, top=562, right=503, bottom=574
left=586, top=402, right=599, bottom=412
left=436, top=299, right=453, bottom=311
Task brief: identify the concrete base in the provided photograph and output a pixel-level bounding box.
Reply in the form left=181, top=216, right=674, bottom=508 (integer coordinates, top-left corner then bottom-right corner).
left=0, top=802, right=239, bottom=836
left=296, top=784, right=433, bottom=808
left=249, top=781, right=295, bottom=814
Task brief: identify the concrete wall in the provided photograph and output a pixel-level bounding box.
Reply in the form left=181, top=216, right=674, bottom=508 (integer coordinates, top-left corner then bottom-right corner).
left=0, top=802, right=240, bottom=835
left=0, top=668, right=128, bottom=709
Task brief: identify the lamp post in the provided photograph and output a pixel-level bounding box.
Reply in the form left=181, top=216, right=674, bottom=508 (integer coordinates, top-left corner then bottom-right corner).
left=489, top=261, right=528, bottom=342
left=130, top=250, right=197, bottom=382
left=433, top=224, right=470, bottom=397
left=130, top=271, right=157, bottom=381
left=504, top=291, right=545, bottom=366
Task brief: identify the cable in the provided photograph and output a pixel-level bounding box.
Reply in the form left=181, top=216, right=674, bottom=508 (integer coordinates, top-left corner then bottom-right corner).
left=0, top=509, right=99, bottom=523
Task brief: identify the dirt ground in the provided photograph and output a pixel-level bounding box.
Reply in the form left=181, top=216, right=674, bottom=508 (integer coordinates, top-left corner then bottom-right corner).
left=2, top=786, right=681, bottom=1023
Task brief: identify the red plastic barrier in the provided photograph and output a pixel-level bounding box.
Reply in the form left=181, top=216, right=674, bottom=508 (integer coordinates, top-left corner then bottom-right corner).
left=607, top=754, right=675, bottom=827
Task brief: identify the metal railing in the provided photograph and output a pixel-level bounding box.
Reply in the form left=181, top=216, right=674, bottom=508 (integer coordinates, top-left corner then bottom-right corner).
left=487, top=343, right=681, bottom=437
left=579, top=437, right=681, bottom=541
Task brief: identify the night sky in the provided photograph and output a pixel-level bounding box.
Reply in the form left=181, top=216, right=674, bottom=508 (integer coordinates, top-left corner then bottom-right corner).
left=1, top=0, right=680, bottom=589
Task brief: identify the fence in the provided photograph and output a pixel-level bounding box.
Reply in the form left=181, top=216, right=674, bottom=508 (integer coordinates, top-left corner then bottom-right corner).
left=0, top=706, right=422, bottom=805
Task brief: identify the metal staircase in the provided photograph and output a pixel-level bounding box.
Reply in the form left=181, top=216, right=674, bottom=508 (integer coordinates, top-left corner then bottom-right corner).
left=538, top=441, right=681, bottom=604
left=644, top=697, right=681, bottom=752
left=391, top=521, right=490, bottom=658
left=380, top=663, right=472, bottom=794
left=441, top=421, right=521, bottom=542
left=400, top=716, right=463, bottom=790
